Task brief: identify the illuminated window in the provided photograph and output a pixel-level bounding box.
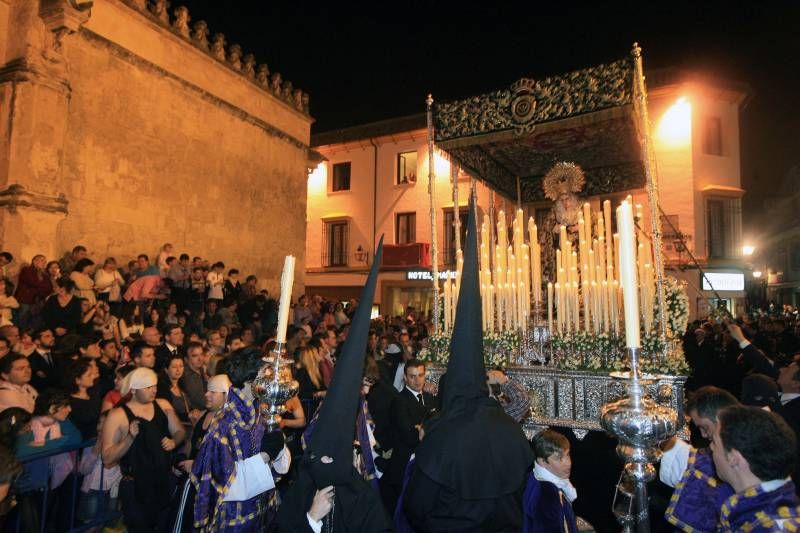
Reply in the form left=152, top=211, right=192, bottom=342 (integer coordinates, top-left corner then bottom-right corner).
left=443, top=209, right=468, bottom=265
left=706, top=196, right=741, bottom=259
left=396, top=212, right=416, bottom=244
left=323, top=220, right=348, bottom=267
left=397, top=151, right=417, bottom=184
left=703, top=117, right=722, bottom=156
left=331, top=162, right=351, bottom=192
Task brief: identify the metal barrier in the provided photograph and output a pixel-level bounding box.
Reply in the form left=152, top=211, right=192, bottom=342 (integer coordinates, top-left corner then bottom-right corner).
left=11, top=438, right=122, bottom=533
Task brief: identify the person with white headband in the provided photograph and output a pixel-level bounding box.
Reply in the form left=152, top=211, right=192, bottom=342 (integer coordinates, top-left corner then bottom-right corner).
left=101, top=367, right=185, bottom=532
left=173, top=373, right=233, bottom=533
left=191, top=347, right=291, bottom=531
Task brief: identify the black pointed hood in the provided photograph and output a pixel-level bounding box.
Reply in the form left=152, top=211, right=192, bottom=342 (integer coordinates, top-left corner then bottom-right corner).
left=441, top=193, right=488, bottom=413
left=306, top=236, right=384, bottom=488
left=413, top=194, right=534, bottom=501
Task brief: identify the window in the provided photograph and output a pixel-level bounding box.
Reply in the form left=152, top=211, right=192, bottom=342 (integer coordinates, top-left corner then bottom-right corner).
left=703, top=117, right=722, bottom=156
left=396, top=151, right=417, bottom=184
left=443, top=209, right=468, bottom=265
left=396, top=212, right=416, bottom=244
left=323, top=220, right=348, bottom=267
left=706, top=196, right=741, bottom=259
left=332, top=162, right=351, bottom=192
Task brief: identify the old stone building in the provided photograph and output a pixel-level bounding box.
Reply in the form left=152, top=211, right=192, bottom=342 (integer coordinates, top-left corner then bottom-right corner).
left=0, top=0, right=313, bottom=293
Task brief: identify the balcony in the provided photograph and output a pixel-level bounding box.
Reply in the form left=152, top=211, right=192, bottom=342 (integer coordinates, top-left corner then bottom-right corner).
left=382, top=243, right=431, bottom=269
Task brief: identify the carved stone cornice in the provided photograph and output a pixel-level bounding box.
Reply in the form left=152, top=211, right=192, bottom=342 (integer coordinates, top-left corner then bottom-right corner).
left=0, top=56, right=70, bottom=95
left=0, top=185, right=69, bottom=215
left=39, top=0, right=93, bottom=52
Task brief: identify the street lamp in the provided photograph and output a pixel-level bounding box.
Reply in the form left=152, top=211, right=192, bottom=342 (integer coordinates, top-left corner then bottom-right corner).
left=742, top=245, right=755, bottom=256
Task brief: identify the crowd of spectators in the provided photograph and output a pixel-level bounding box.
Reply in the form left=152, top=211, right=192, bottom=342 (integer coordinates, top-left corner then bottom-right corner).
left=0, top=243, right=452, bottom=530
left=0, top=243, right=799, bottom=530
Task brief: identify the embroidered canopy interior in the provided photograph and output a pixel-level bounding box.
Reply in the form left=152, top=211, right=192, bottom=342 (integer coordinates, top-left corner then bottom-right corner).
left=432, top=56, right=646, bottom=202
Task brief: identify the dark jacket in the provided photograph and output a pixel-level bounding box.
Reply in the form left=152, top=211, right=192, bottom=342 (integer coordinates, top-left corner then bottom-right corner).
left=387, top=387, right=438, bottom=486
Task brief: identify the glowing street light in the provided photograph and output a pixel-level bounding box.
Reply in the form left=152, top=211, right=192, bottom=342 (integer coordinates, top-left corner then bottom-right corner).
left=656, top=97, right=691, bottom=147
left=742, top=245, right=755, bottom=256
left=752, top=271, right=762, bottom=279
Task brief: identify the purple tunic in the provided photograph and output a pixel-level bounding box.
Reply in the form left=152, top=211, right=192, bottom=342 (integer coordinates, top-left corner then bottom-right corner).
left=665, top=447, right=735, bottom=532
left=718, top=480, right=800, bottom=532
left=190, top=387, right=275, bottom=532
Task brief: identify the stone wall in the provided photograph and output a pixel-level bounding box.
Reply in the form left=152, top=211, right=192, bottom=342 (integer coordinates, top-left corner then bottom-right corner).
left=0, top=0, right=313, bottom=295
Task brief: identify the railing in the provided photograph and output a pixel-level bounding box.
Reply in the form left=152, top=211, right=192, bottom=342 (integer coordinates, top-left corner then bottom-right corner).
left=11, top=438, right=122, bottom=533
left=382, top=243, right=431, bottom=268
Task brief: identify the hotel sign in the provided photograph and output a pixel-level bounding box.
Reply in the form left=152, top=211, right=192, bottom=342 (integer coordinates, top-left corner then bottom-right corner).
left=702, top=272, right=745, bottom=292
left=406, top=269, right=457, bottom=281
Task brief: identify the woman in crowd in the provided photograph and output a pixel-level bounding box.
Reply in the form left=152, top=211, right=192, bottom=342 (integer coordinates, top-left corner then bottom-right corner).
left=0, top=279, right=19, bottom=327
left=334, top=301, right=350, bottom=328
left=156, top=353, right=194, bottom=441
left=119, top=305, right=145, bottom=341
left=164, top=302, right=180, bottom=326
left=223, top=269, right=241, bottom=306
left=157, top=243, right=173, bottom=275
left=68, top=358, right=102, bottom=439
left=15, top=255, right=52, bottom=330
left=70, top=258, right=96, bottom=306
left=101, top=365, right=136, bottom=413
left=45, top=261, right=61, bottom=291
left=145, top=307, right=162, bottom=329
left=205, top=262, right=225, bottom=304
left=77, top=412, right=121, bottom=523
left=320, top=302, right=336, bottom=328
left=93, top=302, right=122, bottom=346
left=13, top=390, right=82, bottom=531
left=42, top=276, right=82, bottom=337
left=77, top=299, right=99, bottom=338
left=295, top=345, right=327, bottom=417
left=94, top=257, right=124, bottom=317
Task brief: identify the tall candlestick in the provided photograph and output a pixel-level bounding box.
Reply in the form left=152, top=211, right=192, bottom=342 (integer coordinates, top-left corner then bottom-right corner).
left=616, top=201, right=641, bottom=348
left=275, top=255, right=296, bottom=343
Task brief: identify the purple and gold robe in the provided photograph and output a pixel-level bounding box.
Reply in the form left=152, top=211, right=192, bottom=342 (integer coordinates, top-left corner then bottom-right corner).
left=665, top=447, right=735, bottom=532
left=718, top=479, right=800, bottom=532
left=190, top=387, right=276, bottom=532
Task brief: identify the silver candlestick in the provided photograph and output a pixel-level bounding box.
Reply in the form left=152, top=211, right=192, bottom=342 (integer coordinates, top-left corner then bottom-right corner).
left=600, top=347, right=677, bottom=533
left=252, top=342, right=299, bottom=431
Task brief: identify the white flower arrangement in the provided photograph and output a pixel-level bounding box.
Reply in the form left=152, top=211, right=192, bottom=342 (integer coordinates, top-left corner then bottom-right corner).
left=419, top=331, right=522, bottom=367
left=658, top=276, right=690, bottom=338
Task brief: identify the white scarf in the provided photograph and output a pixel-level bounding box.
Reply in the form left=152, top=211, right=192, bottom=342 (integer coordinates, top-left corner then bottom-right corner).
left=534, top=463, right=578, bottom=503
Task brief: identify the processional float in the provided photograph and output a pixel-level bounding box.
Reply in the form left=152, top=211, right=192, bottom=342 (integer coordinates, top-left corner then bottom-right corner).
left=424, top=44, right=683, bottom=532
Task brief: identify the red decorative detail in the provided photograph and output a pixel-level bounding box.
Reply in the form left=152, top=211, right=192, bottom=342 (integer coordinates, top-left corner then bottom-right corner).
left=382, top=243, right=431, bottom=268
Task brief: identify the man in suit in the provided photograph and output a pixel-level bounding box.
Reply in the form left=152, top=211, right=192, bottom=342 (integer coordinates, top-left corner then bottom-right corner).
left=28, top=328, right=59, bottom=391
left=778, top=361, right=800, bottom=431
left=383, top=359, right=438, bottom=511
left=155, top=324, right=184, bottom=372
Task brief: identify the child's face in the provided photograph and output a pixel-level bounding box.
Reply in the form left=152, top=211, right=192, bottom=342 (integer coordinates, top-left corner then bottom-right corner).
left=540, top=449, right=571, bottom=479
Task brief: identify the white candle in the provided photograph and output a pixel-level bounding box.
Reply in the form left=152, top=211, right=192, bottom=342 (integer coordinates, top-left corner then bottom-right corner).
left=486, top=284, right=493, bottom=333
left=547, top=282, right=554, bottom=333
left=616, top=201, right=641, bottom=348
left=275, top=255, right=296, bottom=344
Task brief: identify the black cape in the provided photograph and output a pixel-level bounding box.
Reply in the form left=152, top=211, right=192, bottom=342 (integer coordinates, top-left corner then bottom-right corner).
left=277, top=463, right=392, bottom=532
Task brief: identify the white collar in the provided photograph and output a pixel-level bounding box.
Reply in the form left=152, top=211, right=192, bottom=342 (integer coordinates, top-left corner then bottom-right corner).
left=760, top=478, right=791, bottom=492
left=166, top=343, right=178, bottom=352
left=405, top=386, right=421, bottom=398
left=781, top=392, right=800, bottom=405
left=534, top=463, right=577, bottom=502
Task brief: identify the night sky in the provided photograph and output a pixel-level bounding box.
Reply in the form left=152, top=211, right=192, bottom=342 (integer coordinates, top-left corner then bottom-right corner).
left=179, top=0, right=799, bottom=223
